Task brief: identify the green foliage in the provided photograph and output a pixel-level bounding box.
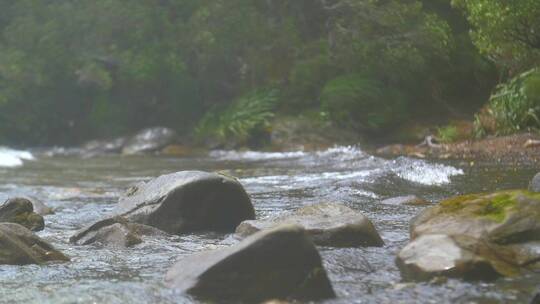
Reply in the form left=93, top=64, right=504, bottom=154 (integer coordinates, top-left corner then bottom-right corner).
left=437, top=125, right=460, bottom=143
left=488, top=68, right=540, bottom=134
left=0, top=0, right=507, bottom=144
left=321, top=74, right=407, bottom=133
left=452, top=0, right=540, bottom=72
left=196, top=89, right=279, bottom=144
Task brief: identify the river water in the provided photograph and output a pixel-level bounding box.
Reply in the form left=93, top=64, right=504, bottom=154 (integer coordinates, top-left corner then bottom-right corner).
left=0, top=146, right=538, bottom=303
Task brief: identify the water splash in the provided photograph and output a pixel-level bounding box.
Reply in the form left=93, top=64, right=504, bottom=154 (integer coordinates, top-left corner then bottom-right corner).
left=0, top=147, right=34, bottom=167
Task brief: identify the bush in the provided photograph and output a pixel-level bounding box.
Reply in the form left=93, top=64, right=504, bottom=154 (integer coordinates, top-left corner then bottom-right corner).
left=195, top=89, right=279, bottom=145
left=488, top=68, right=540, bottom=134
left=320, top=74, right=408, bottom=133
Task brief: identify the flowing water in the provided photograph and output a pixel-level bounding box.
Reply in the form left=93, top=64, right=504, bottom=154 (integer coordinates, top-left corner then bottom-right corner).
left=0, top=146, right=538, bottom=303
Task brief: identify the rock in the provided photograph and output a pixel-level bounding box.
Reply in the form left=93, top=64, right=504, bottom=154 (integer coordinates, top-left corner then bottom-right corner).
left=70, top=216, right=164, bottom=248
left=524, top=139, right=540, bottom=148
left=396, top=234, right=505, bottom=281
left=380, top=195, right=431, bottom=206
left=0, top=198, right=44, bottom=231
left=532, top=290, right=540, bottom=304
left=236, top=202, right=383, bottom=247
left=410, top=191, right=540, bottom=242
left=398, top=190, right=540, bottom=281
left=164, top=224, right=335, bottom=302
left=530, top=173, right=540, bottom=193
left=0, top=223, right=69, bottom=265
left=22, top=196, right=54, bottom=215
left=81, top=136, right=128, bottom=157
left=122, top=127, right=177, bottom=155
left=116, top=171, right=255, bottom=234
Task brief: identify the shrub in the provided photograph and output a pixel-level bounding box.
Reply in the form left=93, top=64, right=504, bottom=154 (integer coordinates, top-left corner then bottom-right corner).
left=488, top=68, right=540, bottom=134
left=320, top=74, right=408, bottom=133
left=196, top=89, right=279, bottom=145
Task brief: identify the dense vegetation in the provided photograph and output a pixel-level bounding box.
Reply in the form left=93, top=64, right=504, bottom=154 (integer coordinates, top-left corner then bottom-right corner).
left=0, top=0, right=537, bottom=146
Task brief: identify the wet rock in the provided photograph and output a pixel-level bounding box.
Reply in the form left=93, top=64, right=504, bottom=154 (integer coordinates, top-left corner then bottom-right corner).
left=22, top=196, right=54, bottom=216
left=529, top=173, right=540, bottom=193
left=122, top=127, right=177, bottom=155
left=396, top=234, right=503, bottom=281
left=0, top=198, right=44, bottom=231
left=70, top=216, right=164, bottom=248
left=410, top=190, right=540, bottom=242
left=380, top=195, right=430, bottom=206
left=164, top=224, right=335, bottom=302
left=116, top=171, right=255, bottom=234
left=398, top=190, right=540, bottom=281
left=0, top=223, right=69, bottom=265
left=81, top=136, right=128, bottom=157
left=532, top=290, right=540, bottom=304
left=236, top=202, right=383, bottom=247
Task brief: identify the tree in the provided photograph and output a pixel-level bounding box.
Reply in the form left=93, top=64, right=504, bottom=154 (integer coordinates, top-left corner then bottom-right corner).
left=452, top=0, right=540, bottom=73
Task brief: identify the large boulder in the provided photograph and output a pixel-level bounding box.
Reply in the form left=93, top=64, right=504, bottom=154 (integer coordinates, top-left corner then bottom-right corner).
left=397, top=190, right=540, bottom=281
left=0, top=223, right=69, bottom=265
left=122, top=127, right=177, bottom=155
left=0, top=198, right=44, bottom=231
left=116, top=171, right=255, bottom=234
left=529, top=172, right=540, bottom=193
left=70, top=216, right=164, bottom=248
left=164, top=224, right=335, bottom=302
left=236, top=202, right=383, bottom=247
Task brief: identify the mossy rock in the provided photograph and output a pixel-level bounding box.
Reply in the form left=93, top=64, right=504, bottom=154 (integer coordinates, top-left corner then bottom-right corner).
left=412, top=190, right=540, bottom=241
left=400, top=190, right=540, bottom=281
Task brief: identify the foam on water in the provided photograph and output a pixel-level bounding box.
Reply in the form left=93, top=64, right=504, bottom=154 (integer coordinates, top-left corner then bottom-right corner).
left=208, top=150, right=307, bottom=160
left=0, top=147, right=34, bottom=167
left=391, top=157, right=464, bottom=185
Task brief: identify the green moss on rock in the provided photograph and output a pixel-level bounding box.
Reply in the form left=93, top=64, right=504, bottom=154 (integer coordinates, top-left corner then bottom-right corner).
left=439, top=190, right=540, bottom=223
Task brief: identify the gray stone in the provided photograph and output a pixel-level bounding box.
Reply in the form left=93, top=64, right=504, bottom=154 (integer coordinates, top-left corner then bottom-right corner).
left=236, top=202, right=383, bottom=247
left=0, top=198, right=44, bottom=231
left=165, top=224, right=335, bottom=302
left=398, top=190, right=540, bottom=281
left=529, top=172, right=540, bottom=193
left=70, top=216, right=164, bottom=248
left=122, top=127, right=177, bottom=155
left=396, top=234, right=503, bottom=281
left=116, top=171, right=255, bottom=234
left=0, top=223, right=69, bottom=265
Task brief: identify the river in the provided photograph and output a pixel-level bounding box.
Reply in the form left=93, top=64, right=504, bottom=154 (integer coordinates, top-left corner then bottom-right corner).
left=0, top=146, right=538, bottom=303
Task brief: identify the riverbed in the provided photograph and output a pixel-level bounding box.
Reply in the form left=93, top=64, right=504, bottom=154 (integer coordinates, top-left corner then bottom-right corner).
left=0, top=146, right=538, bottom=303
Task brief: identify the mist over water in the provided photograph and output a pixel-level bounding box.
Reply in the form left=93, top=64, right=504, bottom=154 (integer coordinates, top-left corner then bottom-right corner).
left=0, top=146, right=537, bottom=304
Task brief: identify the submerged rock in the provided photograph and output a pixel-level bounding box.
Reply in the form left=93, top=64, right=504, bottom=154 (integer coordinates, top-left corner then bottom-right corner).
left=165, top=224, right=335, bottom=302
left=70, top=216, right=164, bottom=248
left=398, top=190, right=540, bottom=281
left=0, top=223, right=69, bottom=265
left=0, top=198, right=44, bottom=231
left=116, top=171, right=255, bottom=234
left=236, top=202, right=383, bottom=247
left=122, top=127, right=177, bottom=155
left=529, top=173, right=540, bottom=193
left=380, top=195, right=431, bottom=206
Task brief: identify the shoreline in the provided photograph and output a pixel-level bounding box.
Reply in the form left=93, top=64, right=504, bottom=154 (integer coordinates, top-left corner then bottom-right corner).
left=373, top=132, right=540, bottom=165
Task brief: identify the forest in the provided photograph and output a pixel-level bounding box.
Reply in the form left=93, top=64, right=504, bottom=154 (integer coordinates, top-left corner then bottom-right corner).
left=0, top=0, right=538, bottom=146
